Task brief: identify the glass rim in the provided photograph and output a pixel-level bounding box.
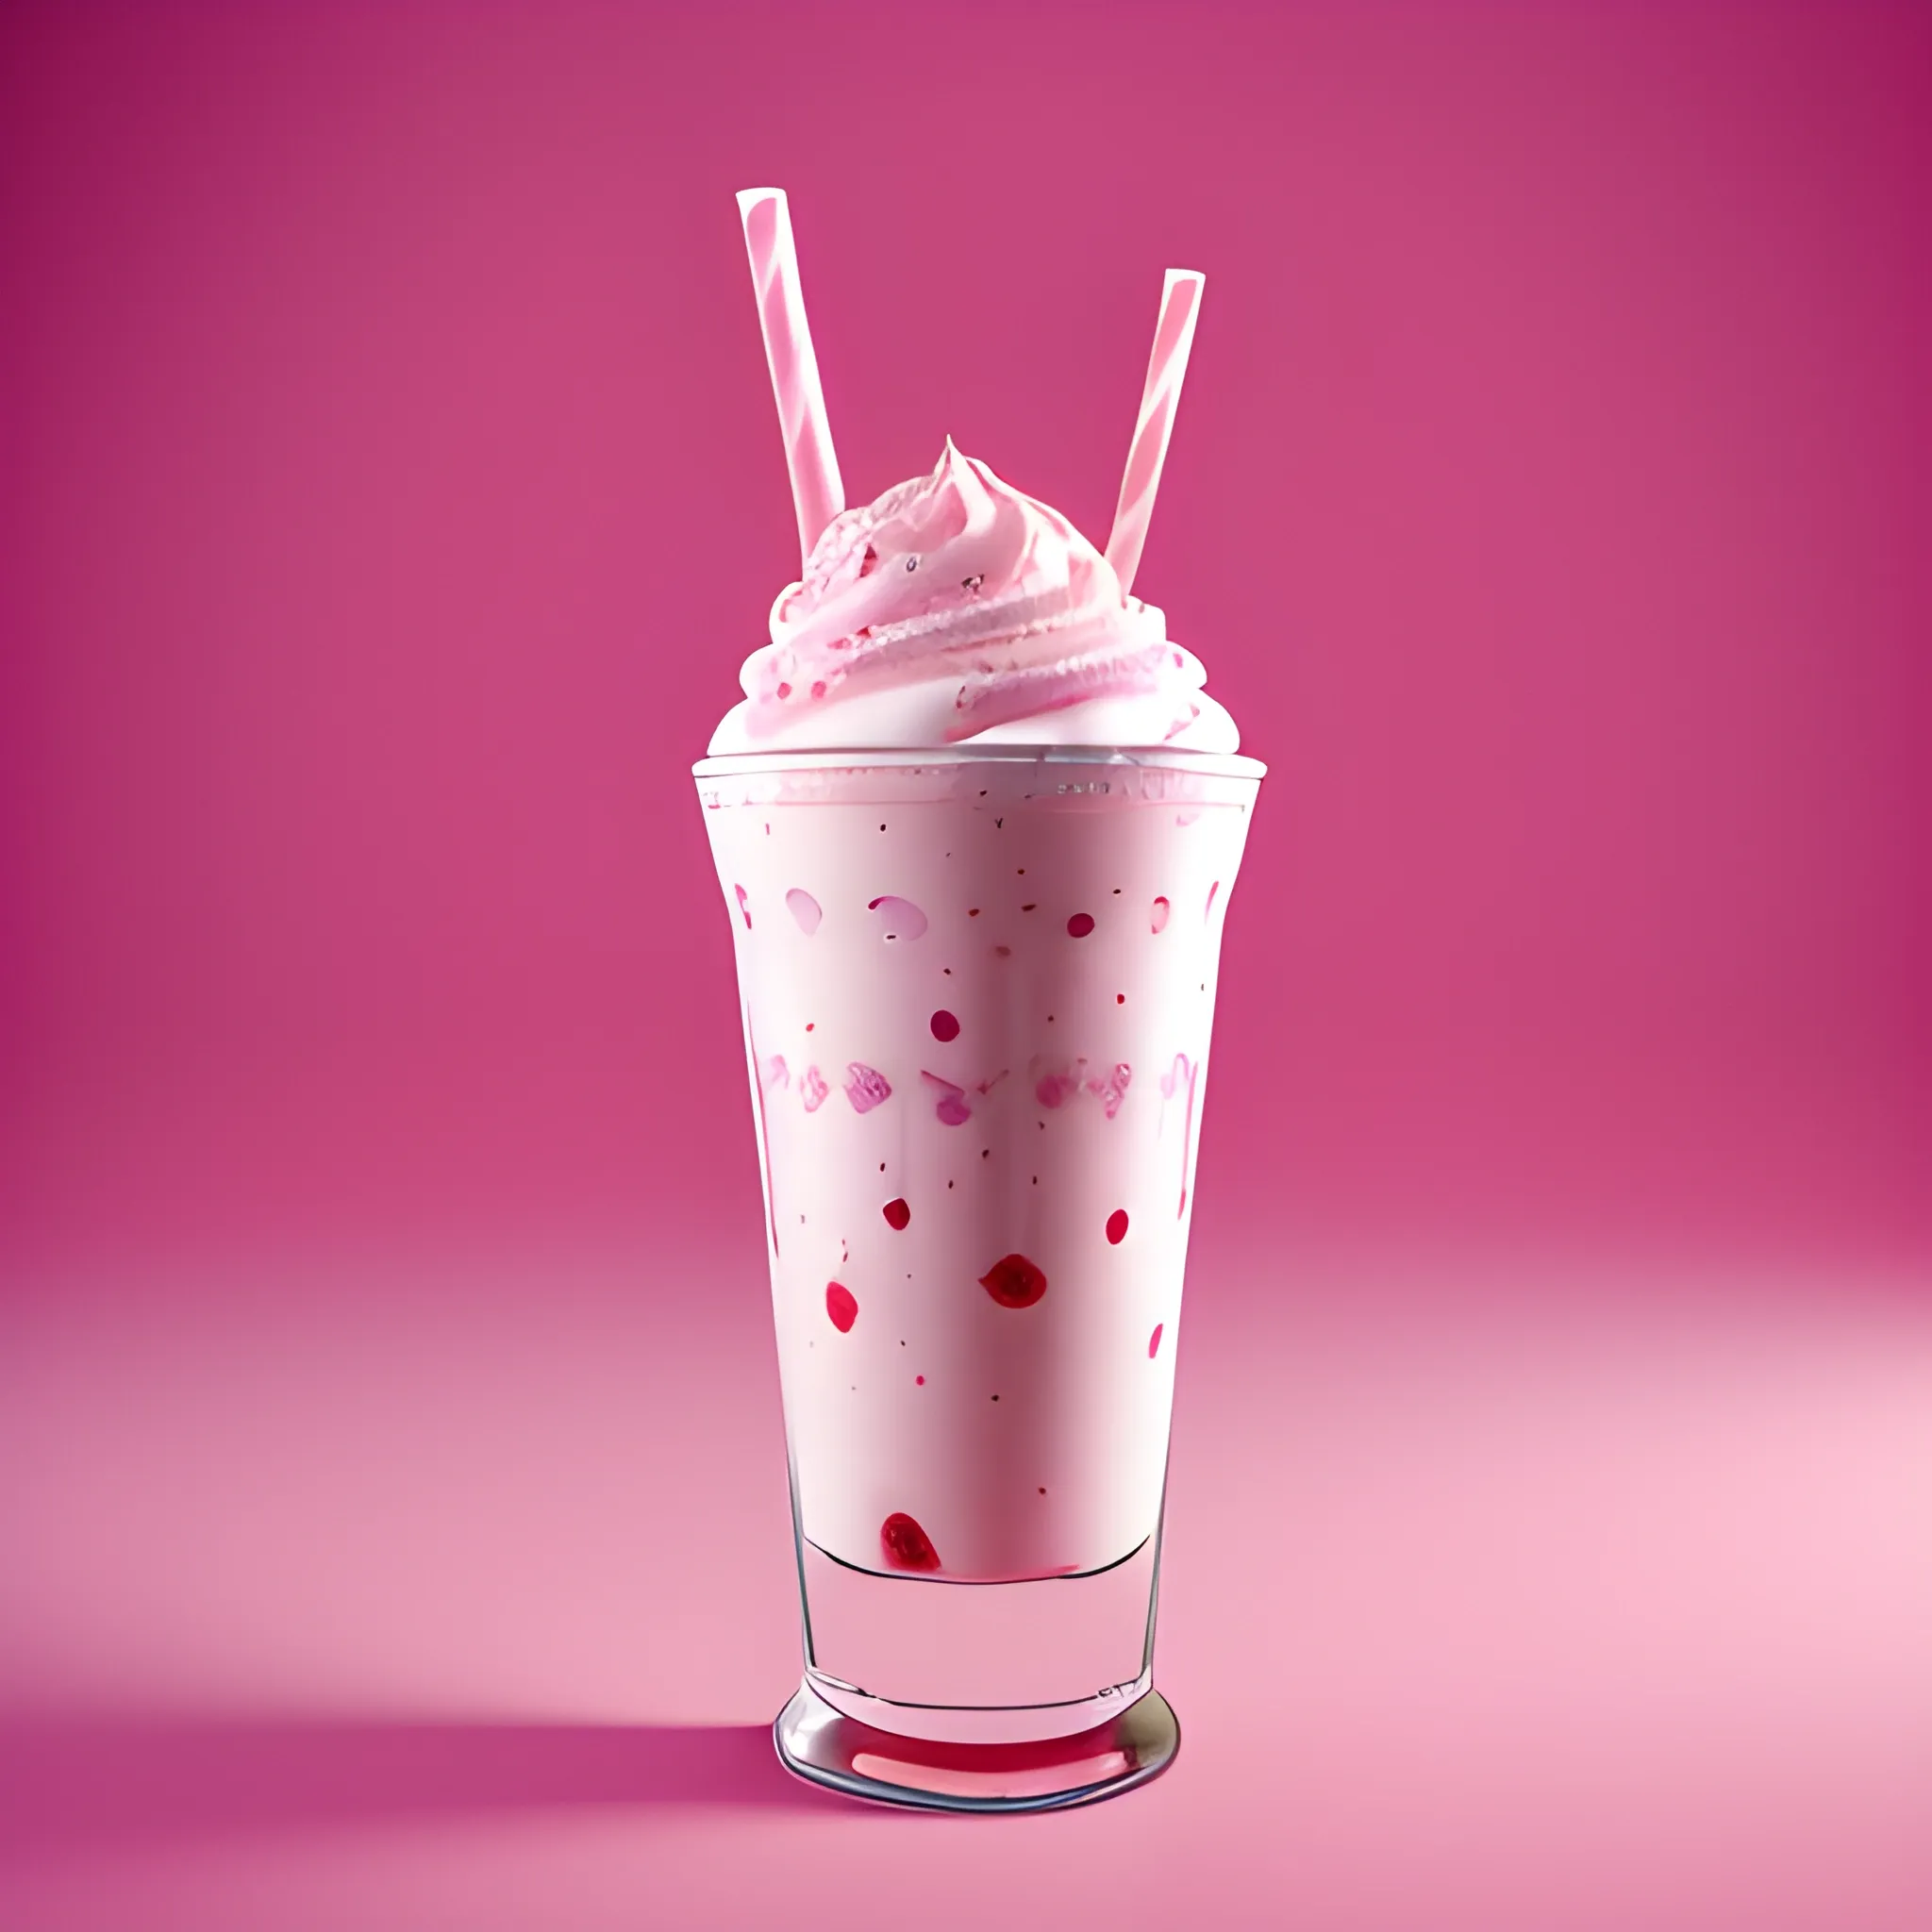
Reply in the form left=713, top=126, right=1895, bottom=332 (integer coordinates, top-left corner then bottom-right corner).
left=691, top=744, right=1267, bottom=782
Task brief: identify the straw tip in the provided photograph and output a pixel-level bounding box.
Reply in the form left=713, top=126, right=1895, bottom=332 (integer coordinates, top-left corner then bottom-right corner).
left=736, top=186, right=786, bottom=214
left=1163, top=267, right=1206, bottom=291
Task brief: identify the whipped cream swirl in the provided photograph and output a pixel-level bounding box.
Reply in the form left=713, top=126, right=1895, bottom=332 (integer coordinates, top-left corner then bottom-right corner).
left=708, top=441, right=1239, bottom=754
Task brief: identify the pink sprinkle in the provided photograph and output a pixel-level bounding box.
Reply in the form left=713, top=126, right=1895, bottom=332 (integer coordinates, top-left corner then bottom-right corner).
left=734, top=884, right=751, bottom=928
left=1107, top=1209, right=1129, bottom=1245
left=775, top=682, right=791, bottom=700
left=930, top=1009, right=960, bottom=1041
left=1206, top=879, right=1221, bottom=921
left=810, top=680, right=826, bottom=699
left=1066, top=911, right=1095, bottom=938
left=800, top=1066, right=829, bottom=1112
left=825, top=1282, right=858, bottom=1333
left=761, top=1055, right=790, bottom=1091
left=1151, top=896, right=1171, bottom=934
left=1176, top=809, right=1202, bottom=827
left=1148, top=1323, right=1164, bottom=1358
left=844, top=1063, right=891, bottom=1113
left=785, top=888, right=822, bottom=934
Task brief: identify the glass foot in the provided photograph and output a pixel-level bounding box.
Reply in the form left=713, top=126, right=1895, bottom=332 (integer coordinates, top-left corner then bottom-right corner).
left=773, top=1681, right=1180, bottom=1813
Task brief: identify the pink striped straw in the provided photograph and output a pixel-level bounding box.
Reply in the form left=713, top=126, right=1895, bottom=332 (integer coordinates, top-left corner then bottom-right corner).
left=736, top=188, right=845, bottom=566
left=1103, top=268, right=1206, bottom=599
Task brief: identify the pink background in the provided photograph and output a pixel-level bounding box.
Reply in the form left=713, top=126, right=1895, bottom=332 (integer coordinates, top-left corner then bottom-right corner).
left=2, top=2, right=1927, bottom=1926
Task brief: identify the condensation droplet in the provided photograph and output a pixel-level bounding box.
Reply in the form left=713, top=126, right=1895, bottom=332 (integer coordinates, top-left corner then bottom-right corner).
left=867, top=894, right=928, bottom=941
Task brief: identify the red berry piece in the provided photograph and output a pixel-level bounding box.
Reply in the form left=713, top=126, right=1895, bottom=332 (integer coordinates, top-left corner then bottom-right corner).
left=930, top=1009, right=960, bottom=1041
left=1066, top=912, right=1095, bottom=938
left=825, top=1282, right=858, bottom=1333
left=1148, top=1322, right=1164, bottom=1358
left=882, top=1197, right=911, bottom=1231
left=979, top=1253, right=1048, bottom=1309
left=1107, top=1209, right=1129, bottom=1245
left=1151, top=895, right=1171, bottom=934
left=880, top=1511, right=941, bottom=1572
left=734, top=884, right=752, bottom=928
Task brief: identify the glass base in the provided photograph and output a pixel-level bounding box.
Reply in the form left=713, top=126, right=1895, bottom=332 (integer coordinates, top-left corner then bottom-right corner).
left=772, top=1681, right=1180, bottom=1813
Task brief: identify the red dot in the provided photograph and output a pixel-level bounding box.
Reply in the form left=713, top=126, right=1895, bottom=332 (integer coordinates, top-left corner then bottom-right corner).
left=882, top=1197, right=910, bottom=1231
left=930, top=1009, right=960, bottom=1041
left=775, top=682, right=791, bottom=700
left=979, top=1253, right=1048, bottom=1309
left=915, top=1374, right=924, bottom=1386
left=1148, top=1322, right=1164, bottom=1358
left=1067, top=912, right=1095, bottom=938
left=824, top=1283, right=858, bottom=1332
left=880, top=1511, right=941, bottom=1572
left=1107, top=1209, right=1129, bottom=1245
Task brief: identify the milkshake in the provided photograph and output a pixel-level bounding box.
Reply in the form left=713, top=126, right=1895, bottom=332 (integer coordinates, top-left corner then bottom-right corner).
left=697, top=191, right=1261, bottom=1809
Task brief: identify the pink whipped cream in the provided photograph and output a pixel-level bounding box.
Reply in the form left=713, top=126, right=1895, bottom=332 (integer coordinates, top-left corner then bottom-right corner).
left=708, top=440, right=1240, bottom=755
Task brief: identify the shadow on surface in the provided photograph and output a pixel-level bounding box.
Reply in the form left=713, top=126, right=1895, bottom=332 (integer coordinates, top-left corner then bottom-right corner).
left=0, top=1711, right=841, bottom=1856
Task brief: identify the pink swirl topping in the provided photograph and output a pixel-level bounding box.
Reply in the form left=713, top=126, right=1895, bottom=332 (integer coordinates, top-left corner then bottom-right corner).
left=709, top=441, right=1238, bottom=753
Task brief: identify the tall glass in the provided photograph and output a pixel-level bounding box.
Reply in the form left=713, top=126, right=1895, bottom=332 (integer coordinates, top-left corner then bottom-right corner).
left=694, top=744, right=1262, bottom=1809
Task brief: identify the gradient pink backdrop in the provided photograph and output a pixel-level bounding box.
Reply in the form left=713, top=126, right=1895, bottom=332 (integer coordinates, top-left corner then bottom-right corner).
left=2, top=3, right=1927, bottom=1927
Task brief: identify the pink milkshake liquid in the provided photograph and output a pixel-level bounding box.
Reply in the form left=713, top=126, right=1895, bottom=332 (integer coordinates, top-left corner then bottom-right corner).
left=697, top=746, right=1260, bottom=1758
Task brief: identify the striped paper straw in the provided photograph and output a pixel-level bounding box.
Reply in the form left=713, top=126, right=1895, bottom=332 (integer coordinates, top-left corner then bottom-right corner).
left=736, top=188, right=845, bottom=566
left=1103, top=269, right=1205, bottom=599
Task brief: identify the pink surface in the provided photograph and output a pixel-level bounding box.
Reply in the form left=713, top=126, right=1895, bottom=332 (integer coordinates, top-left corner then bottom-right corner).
left=1, top=2, right=1928, bottom=1926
